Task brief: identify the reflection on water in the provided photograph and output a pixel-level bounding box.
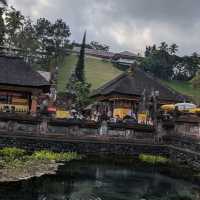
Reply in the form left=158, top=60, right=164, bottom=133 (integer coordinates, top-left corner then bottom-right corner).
left=0, top=162, right=199, bottom=200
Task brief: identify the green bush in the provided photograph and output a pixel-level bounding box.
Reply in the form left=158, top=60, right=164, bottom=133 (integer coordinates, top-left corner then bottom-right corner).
left=139, top=154, right=169, bottom=164
left=0, top=147, right=26, bottom=161
left=32, top=150, right=81, bottom=162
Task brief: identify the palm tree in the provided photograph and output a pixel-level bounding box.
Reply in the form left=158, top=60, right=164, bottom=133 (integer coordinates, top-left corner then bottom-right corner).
left=0, top=0, right=7, bottom=6
left=159, top=42, right=168, bottom=52
left=169, top=43, right=178, bottom=55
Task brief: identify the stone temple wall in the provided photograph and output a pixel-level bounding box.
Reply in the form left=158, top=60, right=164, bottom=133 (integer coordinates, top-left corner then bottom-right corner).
left=0, top=116, right=156, bottom=142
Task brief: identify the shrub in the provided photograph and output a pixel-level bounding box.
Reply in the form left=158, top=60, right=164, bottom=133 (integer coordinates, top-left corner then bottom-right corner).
left=0, top=147, right=26, bottom=161
left=32, top=150, right=80, bottom=162
left=139, top=154, right=169, bottom=164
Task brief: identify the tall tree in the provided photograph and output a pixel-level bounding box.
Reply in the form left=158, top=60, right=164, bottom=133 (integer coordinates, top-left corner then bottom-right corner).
left=159, top=41, right=168, bottom=52
left=52, top=18, right=71, bottom=58
left=5, top=7, right=24, bottom=49
left=0, top=7, right=5, bottom=46
left=35, top=18, right=52, bottom=52
left=75, top=31, right=86, bottom=82
left=169, top=43, right=178, bottom=55
left=16, top=17, right=39, bottom=63
left=67, top=32, right=91, bottom=110
left=142, top=42, right=175, bottom=80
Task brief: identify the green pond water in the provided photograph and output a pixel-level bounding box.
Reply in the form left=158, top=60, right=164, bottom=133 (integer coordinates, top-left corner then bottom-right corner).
left=0, top=161, right=199, bottom=200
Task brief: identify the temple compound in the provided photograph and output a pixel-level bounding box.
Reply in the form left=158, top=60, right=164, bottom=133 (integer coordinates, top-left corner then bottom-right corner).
left=0, top=56, right=50, bottom=114
left=91, top=65, right=186, bottom=120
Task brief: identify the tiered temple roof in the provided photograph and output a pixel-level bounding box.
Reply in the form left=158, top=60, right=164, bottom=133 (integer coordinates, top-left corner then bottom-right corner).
left=0, top=56, right=50, bottom=91
left=91, top=67, right=187, bottom=102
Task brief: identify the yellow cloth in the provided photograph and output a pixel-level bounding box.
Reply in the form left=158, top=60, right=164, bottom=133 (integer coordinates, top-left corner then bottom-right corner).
left=188, top=108, right=200, bottom=114
left=138, top=113, right=147, bottom=124
left=113, top=108, right=130, bottom=119
left=56, top=110, right=70, bottom=119
left=161, top=104, right=175, bottom=111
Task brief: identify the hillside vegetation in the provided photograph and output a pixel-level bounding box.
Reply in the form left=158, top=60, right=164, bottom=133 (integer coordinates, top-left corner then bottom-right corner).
left=57, top=54, right=122, bottom=92
left=163, top=80, right=200, bottom=103
left=57, top=54, right=200, bottom=103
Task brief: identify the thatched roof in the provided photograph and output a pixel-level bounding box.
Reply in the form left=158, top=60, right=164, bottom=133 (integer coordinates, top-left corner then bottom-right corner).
left=0, top=56, right=50, bottom=90
left=91, top=67, right=186, bottom=102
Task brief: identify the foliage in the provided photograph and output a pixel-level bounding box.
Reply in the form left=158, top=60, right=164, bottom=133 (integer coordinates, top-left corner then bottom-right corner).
left=75, top=31, right=86, bottom=82
left=0, top=8, right=5, bottom=46
left=73, top=81, right=91, bottom=109
left=139, top=154, right=169, bottom=164
left=142, top=42, right=176, bottom=80
left=142, top=42, right=200, bottom=81
left=35, top=17, right=71, bottom=66
left=32, top=150, right=81, bottom=162
left=67, top=32, right=92, bottom=110
left=0, top=6, right=71, bottom=70
left=0, top=147, right=81, bottom=168
left=0, top=147, right=26, bottom=161
left=16, top=17, right=39, bottom=63
left=5, top=6, right=24, bottom=48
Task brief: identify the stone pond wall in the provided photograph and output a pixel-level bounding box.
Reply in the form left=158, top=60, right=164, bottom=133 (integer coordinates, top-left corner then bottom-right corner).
left=0, top=114, right=200, bottom=170
left=0, top=135, right=200, bottom=171
left=0, top=135, right=169, bottom=156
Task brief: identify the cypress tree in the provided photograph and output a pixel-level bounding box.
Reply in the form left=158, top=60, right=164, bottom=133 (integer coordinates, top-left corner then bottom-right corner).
left=75, top=31, right=86, bottom=82
left=0, top=8, right=5, bottom=46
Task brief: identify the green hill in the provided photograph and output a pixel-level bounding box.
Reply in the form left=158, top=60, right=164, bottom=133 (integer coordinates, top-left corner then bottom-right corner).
left=57, top=54, right=122, bottom=92
left=57, top=54, right=200, bottom=103
left=163, top=80, right=200, bottom=103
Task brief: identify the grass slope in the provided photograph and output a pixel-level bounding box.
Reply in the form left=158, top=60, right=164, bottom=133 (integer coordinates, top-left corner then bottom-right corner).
left=57, top=54, right=200, bottom=103
left=163, top=80, right=200, bottom=103
left=57, top=54, right=122, bottom=92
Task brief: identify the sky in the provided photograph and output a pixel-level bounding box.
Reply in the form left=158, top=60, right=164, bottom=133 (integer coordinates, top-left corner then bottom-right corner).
left=8, top=0, right=200, bottom=55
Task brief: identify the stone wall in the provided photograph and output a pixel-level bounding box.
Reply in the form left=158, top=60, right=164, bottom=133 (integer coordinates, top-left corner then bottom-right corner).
left=0, top=115, right=156, bottom=142
left=169, top=146, right=200, bottom=171
left=0, top=135, right=199, bottom=171
left=0, top=135, right=168, bottom=156
left=174, top=123, right=200, bottom=139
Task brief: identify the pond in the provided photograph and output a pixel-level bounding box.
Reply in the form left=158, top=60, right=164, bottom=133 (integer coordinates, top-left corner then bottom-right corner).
left=0, top=161, right=199, bottom=200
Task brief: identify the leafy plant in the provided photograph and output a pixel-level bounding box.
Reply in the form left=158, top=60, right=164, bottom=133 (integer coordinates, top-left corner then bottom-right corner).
left=139, top=154, right=169, bottom=164
left=0, top=147, right=26, bottom=161
left=32, top=150, right=81, bottom=162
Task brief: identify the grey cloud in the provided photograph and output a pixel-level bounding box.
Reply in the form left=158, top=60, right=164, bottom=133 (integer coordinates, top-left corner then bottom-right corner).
left=9, top=0, right=200, bottom=55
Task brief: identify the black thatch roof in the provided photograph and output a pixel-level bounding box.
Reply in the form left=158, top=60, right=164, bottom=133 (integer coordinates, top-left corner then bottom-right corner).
left=91, top=67, right=186, bottom=102
left=0, top=56, right=50, bottom=88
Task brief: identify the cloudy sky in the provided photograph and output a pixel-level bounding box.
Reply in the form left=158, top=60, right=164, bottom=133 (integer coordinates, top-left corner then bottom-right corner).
left=8, top=0, right=200, bottom=55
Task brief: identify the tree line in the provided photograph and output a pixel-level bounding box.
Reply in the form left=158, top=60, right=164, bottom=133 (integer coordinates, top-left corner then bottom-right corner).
left=0, top=6, right=71, bottom=69
left=141, top=42, right=200, bottom=83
